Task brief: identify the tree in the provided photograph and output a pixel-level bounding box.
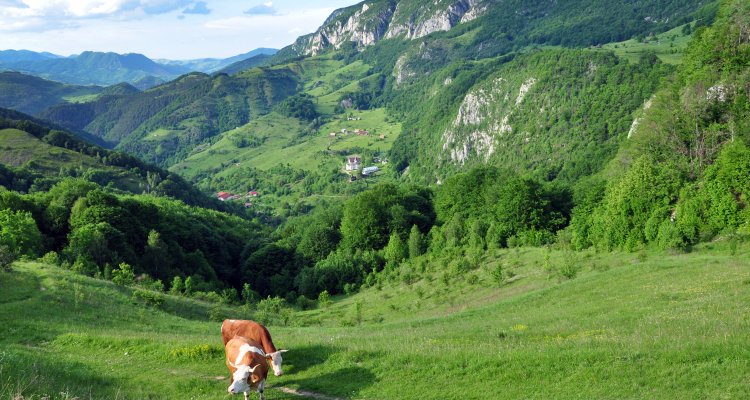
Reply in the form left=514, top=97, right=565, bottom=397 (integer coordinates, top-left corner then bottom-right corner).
left=112, top=262, right=135, bottom=286
left=408, top=225, right=424, bottom=259
left=383, top=231, right=406, bottom=264
left=0, top=209, right=42, bottom=257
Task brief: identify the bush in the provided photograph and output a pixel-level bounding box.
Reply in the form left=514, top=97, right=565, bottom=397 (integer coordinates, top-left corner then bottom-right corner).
left=39, top=251, right=60, bottom=266
left=112, top=262, right=135, bottom=286
left=0, top=245, right=16, bottom=272
left=132, top=289, right=164, bottom=307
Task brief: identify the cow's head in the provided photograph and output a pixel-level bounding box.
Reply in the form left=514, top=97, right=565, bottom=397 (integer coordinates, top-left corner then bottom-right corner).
left=266, top=350, right=288, bottom=376
left=227, top=364, right=258, bottom=395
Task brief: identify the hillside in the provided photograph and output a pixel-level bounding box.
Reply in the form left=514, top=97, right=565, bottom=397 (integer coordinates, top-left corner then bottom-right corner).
left=42, top=68, right=300, bottom=166
left=0, top=71, right=104, bottom=115
left=1, top=242, right=748, bottom=399
left=0, top=51, right=189, bottom=89
left=0, top=107, right=217, bottom=208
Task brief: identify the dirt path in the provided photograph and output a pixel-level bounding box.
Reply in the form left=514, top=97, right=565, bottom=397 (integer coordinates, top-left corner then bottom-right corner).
left=277, top=386, right=345, bottom=400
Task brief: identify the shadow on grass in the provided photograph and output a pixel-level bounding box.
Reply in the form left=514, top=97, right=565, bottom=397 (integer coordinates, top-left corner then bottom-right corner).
left=284, top=344, right=342, bottom=375
left=274, top=367, right=377, bottom=399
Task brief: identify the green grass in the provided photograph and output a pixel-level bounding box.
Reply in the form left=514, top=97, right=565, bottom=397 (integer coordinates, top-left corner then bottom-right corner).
left=596, top=23, right=694, bottom=65
left=172, top=109, right=400, bottom=177
left=2, top=242, right=749, bottom=399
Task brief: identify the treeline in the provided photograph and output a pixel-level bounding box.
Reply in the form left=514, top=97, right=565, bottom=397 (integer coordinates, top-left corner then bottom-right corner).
left=0, top=179, right=268, bottom=294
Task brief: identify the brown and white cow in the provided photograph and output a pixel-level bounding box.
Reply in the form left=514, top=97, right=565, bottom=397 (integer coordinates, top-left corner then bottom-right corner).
left=225, top=336, right=269, bottom=400
left=221, top=319, right=288, bottom=376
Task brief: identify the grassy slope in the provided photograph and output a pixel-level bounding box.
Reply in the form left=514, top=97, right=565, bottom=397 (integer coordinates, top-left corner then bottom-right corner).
left=0, top=128, right=142, bottom=191
left=2, top=242, right=749, bottom=399
left=171, top=54, right=399, bottom=180
left=595, top=23, right=694, bottom=65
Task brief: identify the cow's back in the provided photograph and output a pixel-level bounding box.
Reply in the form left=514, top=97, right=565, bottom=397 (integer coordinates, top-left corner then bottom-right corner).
left=221, top=319, right=278, bottom=354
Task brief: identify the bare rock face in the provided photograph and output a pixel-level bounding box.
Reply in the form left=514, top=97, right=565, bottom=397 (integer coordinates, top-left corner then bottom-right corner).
left=442, top=76, right=537, bottom=165
left=386, top=0, right=487, bottom=40
left=299, top=3, right=396, bottom=56
left=296, top=0, right=489, bottom=56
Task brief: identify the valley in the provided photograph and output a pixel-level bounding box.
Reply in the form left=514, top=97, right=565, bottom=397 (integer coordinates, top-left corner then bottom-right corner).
left=1, top=0, right=749, bottom=398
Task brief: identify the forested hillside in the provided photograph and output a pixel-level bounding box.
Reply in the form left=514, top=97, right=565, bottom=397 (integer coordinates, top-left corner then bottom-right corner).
left=1, top=0, right=747, bottom=330
left=41, top=68, right=300, bottom=166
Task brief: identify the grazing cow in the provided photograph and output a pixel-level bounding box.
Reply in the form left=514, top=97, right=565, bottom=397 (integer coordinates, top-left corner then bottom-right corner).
left=225, top=336, right=269, bottom=400
left=221, top=319, right=288, bottom=376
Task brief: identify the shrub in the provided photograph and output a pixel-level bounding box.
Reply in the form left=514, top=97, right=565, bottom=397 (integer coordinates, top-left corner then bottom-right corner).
left=112, top=262, right=135, bottom=286
left=0, top=245, right=16, bottom=272
left=132, top=289, right=163, bottom=307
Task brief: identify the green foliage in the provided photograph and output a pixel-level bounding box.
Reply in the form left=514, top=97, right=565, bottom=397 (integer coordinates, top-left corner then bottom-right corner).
left=383, top=231, right=406, bottom=264
left=0, top=245, right=15, bottom=272
left=340, top=183, right=434, bottom=251
left=112, top=262, right=135, bottom=286
left=278, top=93, right=319, bottom=121
left=0, top=208, right=42, bottom=257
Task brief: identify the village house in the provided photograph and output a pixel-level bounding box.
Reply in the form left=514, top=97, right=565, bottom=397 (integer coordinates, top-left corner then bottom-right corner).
left=362, top=166, right=379, bottom=176
left=329, top=132, right=337, bottom=137
left=248, top=191, right=259, bottom=197
left=216, top=191, right=232, bottom=201
left=356, top=129, right=370, bottom=136
left=346, top=156, right=361, bottom=171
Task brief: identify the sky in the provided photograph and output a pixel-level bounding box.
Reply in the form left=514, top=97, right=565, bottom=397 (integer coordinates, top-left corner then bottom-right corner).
left=0, top=0, right=360, bottom=60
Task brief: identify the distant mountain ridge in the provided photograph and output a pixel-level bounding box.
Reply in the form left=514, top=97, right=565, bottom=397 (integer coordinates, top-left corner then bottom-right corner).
left=0, top=48, right=279, bottom=89
left=157, top=48, right=278, bottom=73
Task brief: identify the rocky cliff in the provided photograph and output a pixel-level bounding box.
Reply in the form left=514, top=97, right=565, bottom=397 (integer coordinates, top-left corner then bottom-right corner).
left=291, top=0, right=489, bottom=56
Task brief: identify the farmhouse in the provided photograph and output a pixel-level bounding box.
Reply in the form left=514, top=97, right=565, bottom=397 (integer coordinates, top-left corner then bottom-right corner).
left=356, top=129, right=370, bottom=136
left=217, top=191, right=232, bottom=201
left=248, top=191, right=259, bottom=197
left=362, top=166, right=379, bottom=176
left=346, top=156, right=361, bottom=171
left=329, top=132, right=337, bottom=137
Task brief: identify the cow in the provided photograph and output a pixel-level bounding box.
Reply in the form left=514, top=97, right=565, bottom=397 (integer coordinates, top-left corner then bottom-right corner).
left=221, top=319, right=288, bottom=376
left=225, top=336, right=269, bottom=400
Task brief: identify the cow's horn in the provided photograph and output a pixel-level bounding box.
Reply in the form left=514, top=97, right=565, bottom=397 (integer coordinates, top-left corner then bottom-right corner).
left=248, top=364, right=259, bottom=373
left=279, top=349, right=289, bottom=353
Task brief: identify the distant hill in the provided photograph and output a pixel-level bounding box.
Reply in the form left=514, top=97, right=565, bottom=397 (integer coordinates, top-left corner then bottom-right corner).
left=0, top=50, right=62, bottom=63
left=0, top=51, right=189, bottom=89
left=158, top=48, right=278, bottom=73
left=0, top=107, right=217, bottom=208
left=0, top=71, right=104, bottom=115
left=41, top=68, right=300, bottom=166
left=216, top=53, right=273, bottom=74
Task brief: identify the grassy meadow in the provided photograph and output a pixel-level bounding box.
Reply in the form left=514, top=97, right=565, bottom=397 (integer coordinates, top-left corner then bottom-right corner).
left=1, top=241, right=749, bottom=399
left=595, top=23, right=694, bottom=65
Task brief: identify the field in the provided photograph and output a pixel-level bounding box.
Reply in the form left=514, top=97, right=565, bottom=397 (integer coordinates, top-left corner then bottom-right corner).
left=2, top=241, right=749, bottom=399
left=595, top=23, right=694, bottom=65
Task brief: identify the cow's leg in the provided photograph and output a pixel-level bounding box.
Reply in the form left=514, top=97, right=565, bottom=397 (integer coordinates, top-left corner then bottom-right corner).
left=243, top=392, right=249, bottom=400
left=258, top=380, right=266, bottom=400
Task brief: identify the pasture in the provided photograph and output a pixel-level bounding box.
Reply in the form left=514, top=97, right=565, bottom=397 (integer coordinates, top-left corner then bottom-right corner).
left=1, top=242, right=749, bottom=399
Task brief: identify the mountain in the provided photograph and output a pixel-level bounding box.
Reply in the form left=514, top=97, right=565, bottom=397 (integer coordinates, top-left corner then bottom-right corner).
left=158, top=48, right=278, bottom=73
left=41, top=68, right=299, bottom=166
left=0, top=71, right=104, bottom=115
left=0, top=51, right=189, bottom=89
left=0, top=50, right=62, bottom=63
left=216, top=53, right=274, bottom=74
left=277, top=0, right=706, bottom=59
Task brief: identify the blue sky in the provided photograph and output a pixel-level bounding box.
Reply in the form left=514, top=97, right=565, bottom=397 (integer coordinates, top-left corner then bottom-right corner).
left=0, top=0, right=360, bottom=59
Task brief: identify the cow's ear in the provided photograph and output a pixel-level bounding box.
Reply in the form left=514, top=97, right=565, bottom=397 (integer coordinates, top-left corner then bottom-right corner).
left=265, top=355, right=273, bottom=360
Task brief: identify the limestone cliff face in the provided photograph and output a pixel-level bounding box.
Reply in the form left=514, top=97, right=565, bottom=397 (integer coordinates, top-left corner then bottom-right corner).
left=386, top=0, right=487, bottom=40
left=442, top=77, right=537, bottom=165
left=292, top=0, right=489, bottom=56
left=292, top=2, right=396, bottom=56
